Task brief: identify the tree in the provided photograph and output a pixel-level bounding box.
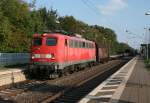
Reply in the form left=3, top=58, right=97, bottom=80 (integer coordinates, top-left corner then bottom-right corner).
left=0, top=0, right=132, bottom=53
left=0, top=0, right=31, bottom=52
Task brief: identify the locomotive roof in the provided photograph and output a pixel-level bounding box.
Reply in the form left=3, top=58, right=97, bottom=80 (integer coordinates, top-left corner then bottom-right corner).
left=32, top=33, right=95, bottom=43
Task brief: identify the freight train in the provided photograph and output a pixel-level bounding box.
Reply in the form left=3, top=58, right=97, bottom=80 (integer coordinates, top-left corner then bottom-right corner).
left=29, top=32, right=109, bottom=78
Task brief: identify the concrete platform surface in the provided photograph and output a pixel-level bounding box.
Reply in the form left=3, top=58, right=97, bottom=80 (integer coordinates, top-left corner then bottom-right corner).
left=111, top=57, right=150, bottom=103
left=79, top=57, right=150, bottom=103
left=0, top=67, right=26, bottom=86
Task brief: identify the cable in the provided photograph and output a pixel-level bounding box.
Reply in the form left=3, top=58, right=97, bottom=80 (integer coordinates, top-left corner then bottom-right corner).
left=81, top=0, right=100, bottom=17
left=81, top=0, right=130, bottom=48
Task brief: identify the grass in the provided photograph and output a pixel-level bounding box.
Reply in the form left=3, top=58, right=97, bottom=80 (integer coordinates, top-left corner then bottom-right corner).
left=144, top=59, right=150, bottom=71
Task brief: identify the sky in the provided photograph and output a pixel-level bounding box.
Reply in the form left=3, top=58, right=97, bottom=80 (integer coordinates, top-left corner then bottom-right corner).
left=26, top=0, right=150, bottom=49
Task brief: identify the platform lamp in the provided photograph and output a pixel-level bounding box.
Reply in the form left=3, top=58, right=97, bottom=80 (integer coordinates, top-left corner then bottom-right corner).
left=145, top=12, right=150, bottom=15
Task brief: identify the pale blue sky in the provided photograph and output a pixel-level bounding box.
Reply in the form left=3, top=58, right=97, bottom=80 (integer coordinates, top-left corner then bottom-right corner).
left=27, top=0, right=150, bottom=49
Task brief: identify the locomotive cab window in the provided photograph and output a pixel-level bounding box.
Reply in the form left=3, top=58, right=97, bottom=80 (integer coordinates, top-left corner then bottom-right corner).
left=46, top=38, right=57, bottom=46
left=33, top=37, right=42, bottom=46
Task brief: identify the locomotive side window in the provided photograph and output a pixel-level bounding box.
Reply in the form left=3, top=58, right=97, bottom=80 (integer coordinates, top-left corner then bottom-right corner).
left=74, top=40, right=76, bottom=47
left=92, top=44, right=94, bottom=48
left=90, top=43, right=92, bottom=48
left=46, top=38, right=57, bottom=46
left=79, top=41, right=82, bottom=48
left=68, top=39, right=91, bottom=48
left=72, top=40, right=75, bottom=47
left=33, top=37, right=42, bottom=46
left=74, top=40, right=78, bottom=48
left=69, top=40, right=73, bottom=47
left=88, top=43, right=90, bottom=48
left=82, top=42, right=85, bottom=48
left=65, top=39, right=67, bottom=46
left=72, top=40, right=74, bottom=47
left=89, top=43, right=91, bottom=48
left=86, top=42, right=88, bottom=48
left=69, top=40, right=71, bottom=47
left=77, top=41, right=80, bottom=48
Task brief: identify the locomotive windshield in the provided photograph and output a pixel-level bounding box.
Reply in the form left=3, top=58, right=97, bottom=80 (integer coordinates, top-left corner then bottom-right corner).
left=33, top=37, right=42, bottom=46
left=46, top=38, right=57, bottom=46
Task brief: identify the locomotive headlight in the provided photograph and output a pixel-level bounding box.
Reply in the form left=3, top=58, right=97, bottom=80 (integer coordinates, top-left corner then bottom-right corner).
left=31, top=56, right=35, bottom=59
left=51, top=53, right=55, bottom=60
left=45, top=54, right=52, bottom=58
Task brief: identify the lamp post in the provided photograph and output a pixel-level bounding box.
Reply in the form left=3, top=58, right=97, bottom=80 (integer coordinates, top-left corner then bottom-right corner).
left=145, top=12, right=150, bottom=59
left=148, top=28, right=150, bottom=59
left=144, top=28, right=149, bottom=60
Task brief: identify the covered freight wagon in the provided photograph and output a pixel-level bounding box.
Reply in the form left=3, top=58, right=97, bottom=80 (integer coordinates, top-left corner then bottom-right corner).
left=95, top=43, right=109, bottom=63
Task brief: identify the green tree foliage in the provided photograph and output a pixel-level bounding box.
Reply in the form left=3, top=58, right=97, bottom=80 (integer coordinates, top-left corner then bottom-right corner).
left=0, top=11, right=11, bottom=50
left=0, top=0, right=31, bottom=52
left=0, top=0, right=131, bottom=54
left=59, top=16, right=85, bottom=34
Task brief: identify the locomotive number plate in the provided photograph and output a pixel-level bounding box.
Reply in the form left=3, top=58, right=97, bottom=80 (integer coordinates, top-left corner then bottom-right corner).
left=40, top=54, right=45, bottom=58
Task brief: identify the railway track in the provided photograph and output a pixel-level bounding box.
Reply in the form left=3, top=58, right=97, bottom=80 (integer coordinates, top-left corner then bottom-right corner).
left=50, top=60, right=127, bottom=103
left=0, top=58, right=130, bottom=103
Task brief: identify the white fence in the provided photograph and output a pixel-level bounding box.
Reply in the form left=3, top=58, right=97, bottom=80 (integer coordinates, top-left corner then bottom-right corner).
left=0, top=53, right=30, bottom=65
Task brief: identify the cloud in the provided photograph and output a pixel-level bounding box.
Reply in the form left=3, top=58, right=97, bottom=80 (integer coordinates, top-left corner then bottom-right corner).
left=99, top=0, right=127, bottom=15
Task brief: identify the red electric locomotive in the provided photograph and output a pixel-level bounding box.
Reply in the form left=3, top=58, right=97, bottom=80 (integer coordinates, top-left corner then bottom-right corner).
left=30, top=33, right=96, bottom=77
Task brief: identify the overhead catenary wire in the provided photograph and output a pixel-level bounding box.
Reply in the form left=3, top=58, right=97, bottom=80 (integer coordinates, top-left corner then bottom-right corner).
left=81, top=0, right=101, bottom=17
left=80, top=0, right=114, bottom=27
left=81, top=0, right=133, bottom=48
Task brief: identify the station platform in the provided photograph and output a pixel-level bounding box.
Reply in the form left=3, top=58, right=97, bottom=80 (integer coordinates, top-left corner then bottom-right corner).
left=79, top=57, right=150, bottom=103
left=0, top=67, right=26, bottom=86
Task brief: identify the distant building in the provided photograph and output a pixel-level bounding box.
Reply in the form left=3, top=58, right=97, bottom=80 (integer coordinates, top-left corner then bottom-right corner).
left=141, top=44, right=150, bottom=59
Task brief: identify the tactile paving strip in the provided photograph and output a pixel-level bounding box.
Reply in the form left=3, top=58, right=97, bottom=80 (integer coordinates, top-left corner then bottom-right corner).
left=78, top=57, right=137, bottom=103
